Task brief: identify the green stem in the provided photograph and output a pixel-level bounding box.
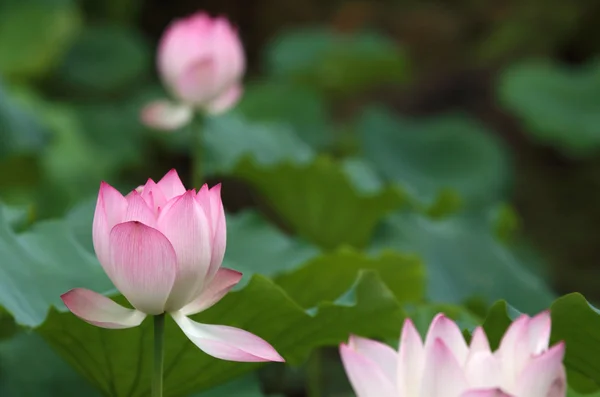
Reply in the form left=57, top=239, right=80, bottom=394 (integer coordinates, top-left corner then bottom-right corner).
left=191, top=114, right=205, bottom=189
left=152, top=313, right=165, bottom=397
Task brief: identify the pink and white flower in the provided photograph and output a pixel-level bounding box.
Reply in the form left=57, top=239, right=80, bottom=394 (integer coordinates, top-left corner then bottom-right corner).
left=340, top=312, right=565, bottom=397
left=61, top=169, right=283, bottom=363
left=141, top=12, right=245, bottom=130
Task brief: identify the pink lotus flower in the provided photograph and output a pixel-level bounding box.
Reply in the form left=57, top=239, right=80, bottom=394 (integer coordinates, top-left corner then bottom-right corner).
left=141, top=12, right=245, bottom=130
left=340, top=312, right=565, bottom=397
left=61, top=169, right=283, bottom=363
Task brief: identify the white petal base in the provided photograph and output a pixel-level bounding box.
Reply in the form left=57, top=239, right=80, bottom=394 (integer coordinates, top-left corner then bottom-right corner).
left=140, top=100, right=193, bottom=131
left=171, top=311, right=284, bottom=362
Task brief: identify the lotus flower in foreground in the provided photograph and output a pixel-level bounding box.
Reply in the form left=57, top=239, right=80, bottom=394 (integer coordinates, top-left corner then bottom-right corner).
left=61, top=169, right=283, bottom=363
left=141, top=12, right=245, bottom=130
left=340, top=312, right=565, bottom=397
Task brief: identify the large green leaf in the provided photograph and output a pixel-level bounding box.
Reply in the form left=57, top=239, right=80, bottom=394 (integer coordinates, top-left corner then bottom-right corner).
left=0, top=84, right=48, bottom=160
left=551, top=294, right=600, bottom=393
left=203, top=114, right=314, bottom=175
left=203, top=115, right=405, bottom=249
left=72, top=99, right=147, bottom=169
left=38, top=271, right=406, bottom=397
left=372, top=211, right=554, bottom=313
left=194, top=374, right=276, bottom=397
left=265, top=28, right=410, bottom=95
left=481, top=293, right=600, bottom=393
left=0, top=308, right=17, bottom=341
left=357, top=107, right=512, bottom=208
left=234, top=156, right=405, bottom=249
left=0, top=0, right=81, bottom=79
left=0, top=331, right=99, bottom=396
left=275, top=249, right=424, bottom=308
left=56, top=25, right=150, bottom=96
left=234, top=82, right=332, bottom=149
left=0, top=202, right=111, bottom=327
left=498, top=60, right=600, bottom=156
left=224, top=211, right=320, bottom=286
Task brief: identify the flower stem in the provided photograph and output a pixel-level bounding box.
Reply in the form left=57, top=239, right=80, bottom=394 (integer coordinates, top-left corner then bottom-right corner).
left=191, top=114, right=205, bottom=189
left=152, top=313, right=165, bottom=397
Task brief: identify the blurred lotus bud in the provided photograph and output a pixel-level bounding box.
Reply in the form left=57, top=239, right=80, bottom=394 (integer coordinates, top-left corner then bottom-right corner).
left=141, top=12, right=245, bottom=131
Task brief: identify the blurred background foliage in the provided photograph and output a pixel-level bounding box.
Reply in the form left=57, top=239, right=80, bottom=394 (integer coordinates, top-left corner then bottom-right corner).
left=1, top=0, right=600, bottom=396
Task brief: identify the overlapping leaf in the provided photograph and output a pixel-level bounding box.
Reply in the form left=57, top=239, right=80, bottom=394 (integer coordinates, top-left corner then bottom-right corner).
left=38, top=271, right=407, bottom=397
left=203, top=115, right=407, bottom=249
left=372, top=211, right=554, bottom=313
left=0, top=202, right=112, bottom=327
left=234, top=82, right=332, bottom=149
left=357, top=107, right=512, bottom=208
left=275, top=249, right=424, bottom=308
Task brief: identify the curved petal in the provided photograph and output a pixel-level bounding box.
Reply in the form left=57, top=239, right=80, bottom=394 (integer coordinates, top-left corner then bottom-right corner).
left=211, top=17, right=245, bottom=92
left=547, top=366, right=567, bottom=397
left=61, top=288, right=146, bottom=329
left=109, top=222, right=177, bottom=314
left=180, top=268, right=241, bottom=316
left=171, top=311, right=284, bottom=362
left=157, top=169, right=186, bottom=201
left=464, top=351, right=502, bottom=388
left=420, top=338, right=468, bottom=397
left=138, top=178, right=167, bottom=212
left=140, top=100, right=193, bottom=131
left=398, top=318, right=425, bottom=397
left=497, top=315, right=528, bottom=359
left=460, top=390, right=513, bottom=397
left=157, top=12, right=213, bottom=84
left=157, top=191, right=212, bottom=311
left=527, top=311, right=551, bottom=355
left=515, top=342, right=566, bottom=397
left=424, top=314, right=469, bottom=365
left=175, top=58, right=219, bottom=105
left=196, top=183, right=226, bottom=281
left=206, top=84, right=243, bottom=115
left=348, top=335, right=397, bottom=385
left=339, top=342, right=397, bottom=397
left=496, top=315, right=530, bottom=383
left=93, top=182, right=127, bottom=274
left=123, top=191, right=158, bottom=228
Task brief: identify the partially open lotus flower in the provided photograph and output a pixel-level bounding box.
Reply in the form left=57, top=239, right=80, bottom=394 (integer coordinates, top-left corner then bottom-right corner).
left=61, top=169, right=283, bottom=363
left=141, top=12, right=245, bottom=131
left=340, top=312, right=565, bottom=397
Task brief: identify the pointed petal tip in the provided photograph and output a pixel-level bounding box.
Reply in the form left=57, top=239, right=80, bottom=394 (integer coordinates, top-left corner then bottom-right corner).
left=402, top=317, right=418, bottom=332
left=532, top=309, right=551, bottom=323
left=98, top=181, right=120, bottom=196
